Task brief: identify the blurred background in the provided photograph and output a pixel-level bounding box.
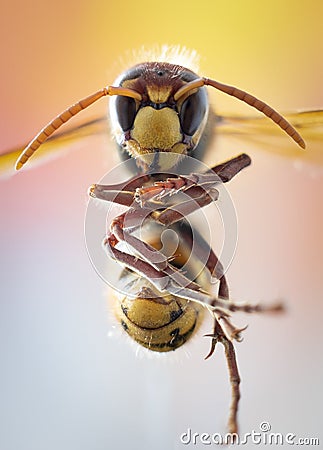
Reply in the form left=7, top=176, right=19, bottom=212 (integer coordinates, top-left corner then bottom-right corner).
left=1, top=1, right=322, bottom=449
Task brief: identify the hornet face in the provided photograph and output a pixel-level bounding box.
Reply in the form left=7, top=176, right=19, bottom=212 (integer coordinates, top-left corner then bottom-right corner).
left=110, top=62, right=209, bottom=171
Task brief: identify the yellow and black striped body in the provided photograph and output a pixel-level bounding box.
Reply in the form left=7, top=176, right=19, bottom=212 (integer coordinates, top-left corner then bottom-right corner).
left=112, top=222, right=209, bottom=352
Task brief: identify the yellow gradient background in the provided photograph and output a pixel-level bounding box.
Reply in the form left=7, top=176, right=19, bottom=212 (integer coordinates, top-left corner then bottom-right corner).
left=1, top=1, right=322, bottom=450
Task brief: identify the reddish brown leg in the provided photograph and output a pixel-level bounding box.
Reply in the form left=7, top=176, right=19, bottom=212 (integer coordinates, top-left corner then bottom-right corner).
left=106, top=206, right=283, bottom=315
left=204, top=272, right=282, bottom=437
left=89, top=171, right=180, bottom=205
left=88, top=173, right=153, bottom=206
left=220, top=333, right=241, bottom=436
left=135, top=153, right=251, bottom=205
left=104, top=232, right=201, bottom=294
left=103, top=186, right=234, bottom=306
left=106, top=186, right=220, bottom=271
left=109, top=212, right=170, bottom=270
left=203, top=273, right=241, bottom=436
left=204, top=275, right=229, bottom=358
left=105, top=210, right=231, bottom=306
left=91, top=154, right=251, bottom=279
